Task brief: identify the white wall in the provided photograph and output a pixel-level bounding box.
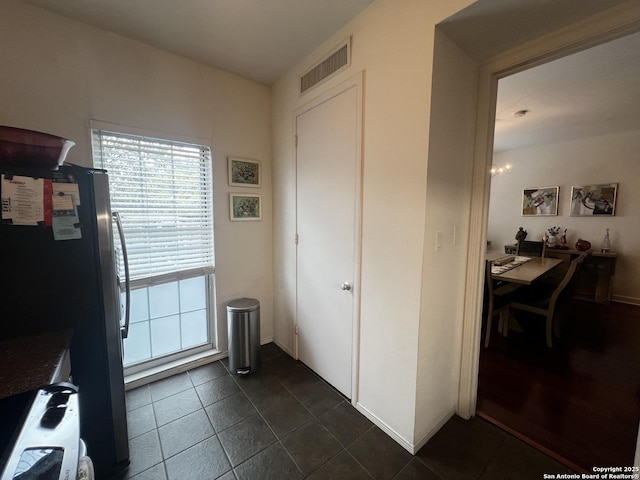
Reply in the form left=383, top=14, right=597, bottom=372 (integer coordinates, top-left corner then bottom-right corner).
left=488, top=129, right=640, bottom=304
left=0, top=0, right=274, bottom=345
left=414, top=30, right=478, bottom=447
left=272, top=0, right=474, bottom=450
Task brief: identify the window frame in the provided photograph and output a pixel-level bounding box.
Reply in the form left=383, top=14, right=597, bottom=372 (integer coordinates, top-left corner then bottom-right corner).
left=90, top=121, right=218, bottom=373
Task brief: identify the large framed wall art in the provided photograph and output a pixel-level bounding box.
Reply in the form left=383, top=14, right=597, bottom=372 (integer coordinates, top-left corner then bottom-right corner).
left=522, top=186, right=559, bottom=216
left=570, top=183, right=617, bottom=216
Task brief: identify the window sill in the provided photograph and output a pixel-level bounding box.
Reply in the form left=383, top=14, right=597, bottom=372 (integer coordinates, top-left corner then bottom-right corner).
left=124, top=348, right=228, bottom=390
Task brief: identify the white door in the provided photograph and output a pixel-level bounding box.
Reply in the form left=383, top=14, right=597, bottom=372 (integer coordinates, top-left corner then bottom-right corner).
left=295, top=76, right=362, bottom=398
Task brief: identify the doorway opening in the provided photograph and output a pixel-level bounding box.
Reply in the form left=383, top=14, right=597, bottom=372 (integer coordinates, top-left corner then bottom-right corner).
left=477, top=32, right=640, bottom=471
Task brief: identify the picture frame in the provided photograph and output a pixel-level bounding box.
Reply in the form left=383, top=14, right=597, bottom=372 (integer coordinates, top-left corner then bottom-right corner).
left=522, top=186, right=559, bottom=216
left=228, top=157, right=261, bottom=187
left=230, top=193, right=261, bottom=221
left=570, top=183, right=617, bottom=216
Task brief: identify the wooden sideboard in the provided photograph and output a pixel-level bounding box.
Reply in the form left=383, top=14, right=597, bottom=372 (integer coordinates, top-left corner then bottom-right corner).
left=504, top=244, right=617, bottom=304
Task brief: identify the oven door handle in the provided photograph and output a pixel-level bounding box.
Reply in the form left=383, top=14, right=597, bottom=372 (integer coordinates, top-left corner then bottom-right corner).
left=41, top=382, right=78, bottom=394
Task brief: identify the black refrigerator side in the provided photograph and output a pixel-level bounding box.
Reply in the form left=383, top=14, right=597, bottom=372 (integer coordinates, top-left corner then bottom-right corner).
left=0, top=165, right=129, bottom=479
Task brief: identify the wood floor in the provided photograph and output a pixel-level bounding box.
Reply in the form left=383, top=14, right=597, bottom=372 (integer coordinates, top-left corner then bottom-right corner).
left=478, top=299, right=640, bottom=472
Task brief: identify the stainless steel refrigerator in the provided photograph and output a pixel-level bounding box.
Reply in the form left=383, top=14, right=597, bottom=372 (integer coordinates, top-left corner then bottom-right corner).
left=0, top=164, right=130, bottom=479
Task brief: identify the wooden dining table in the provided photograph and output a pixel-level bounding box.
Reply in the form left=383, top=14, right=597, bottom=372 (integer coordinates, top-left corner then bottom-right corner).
left=486, top=252, right=564, bottom=285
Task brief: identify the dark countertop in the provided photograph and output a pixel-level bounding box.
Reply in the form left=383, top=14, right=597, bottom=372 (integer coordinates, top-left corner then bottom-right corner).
left=0, top=329, right=73, bottom=399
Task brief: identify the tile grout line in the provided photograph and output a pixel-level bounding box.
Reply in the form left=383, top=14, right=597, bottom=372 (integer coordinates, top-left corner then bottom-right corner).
left=125, top=356, right=264, bottom=478
left=208, top=357, right=305, bottom=475
left=226, top=355, right=365, bottom=478
left=226, top=359, right=309, bottom=477
left=128, top=351, right=383, bottom=479
left=475, top=432, right=507, bottom=480
left=275, top=368, right=379, bottom=478
left=130, top=368, right=238, bottom=479
left=186, top=369, right=236, bottom=480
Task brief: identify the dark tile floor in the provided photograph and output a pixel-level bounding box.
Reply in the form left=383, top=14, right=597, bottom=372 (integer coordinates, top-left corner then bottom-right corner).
left=119, top=343, right=573, bottom=479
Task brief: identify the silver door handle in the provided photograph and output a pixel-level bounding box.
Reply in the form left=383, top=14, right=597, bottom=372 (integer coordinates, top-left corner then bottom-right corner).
left=341, top=282, right=352, bottom=291
left=113, top=211, right=131, bottom=340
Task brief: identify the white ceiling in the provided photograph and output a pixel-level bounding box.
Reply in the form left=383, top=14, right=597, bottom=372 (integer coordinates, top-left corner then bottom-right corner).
left=494, top=30, right=640, bottom=152
left=438, top=0, right=633, bottom=64
left=20, top=0, right=640, bottom=152
left=438, top=0, right=640, bottom=153
left=22, top=0, right=374, bottom=85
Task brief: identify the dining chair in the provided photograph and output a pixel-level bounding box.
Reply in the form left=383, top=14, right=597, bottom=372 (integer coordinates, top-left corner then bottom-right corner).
left=484, top=259, right=522, bottom=347
left=515, top=239, right=546, bottom=257
left=507, top=252, right=589, bottom=347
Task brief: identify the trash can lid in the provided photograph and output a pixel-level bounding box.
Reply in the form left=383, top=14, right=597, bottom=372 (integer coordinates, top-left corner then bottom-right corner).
left=227, top=297, right=260, bottom=312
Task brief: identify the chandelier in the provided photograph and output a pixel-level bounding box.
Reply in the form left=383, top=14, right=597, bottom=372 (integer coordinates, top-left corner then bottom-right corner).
left=490, top=163, right=512, bottom=176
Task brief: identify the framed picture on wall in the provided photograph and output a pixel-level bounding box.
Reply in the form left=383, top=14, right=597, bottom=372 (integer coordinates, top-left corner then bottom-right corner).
left=228, top=157, right=261, bottom=187
left=522, top=186, right=559, bottom=216
left=230, top=193, right=261, bottom=221
left=570, top=183, right=617, bottom=216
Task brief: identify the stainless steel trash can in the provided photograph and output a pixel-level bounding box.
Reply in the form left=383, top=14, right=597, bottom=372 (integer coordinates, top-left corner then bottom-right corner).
left=227, top=298, right=260, bottom=375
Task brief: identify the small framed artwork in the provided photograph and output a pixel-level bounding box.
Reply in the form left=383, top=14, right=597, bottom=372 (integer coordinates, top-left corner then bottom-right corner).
left=230, top=193, right=261, bottom=221
left=228, top=157, right=261, bottom=187
left=570, top=183, right=617, bottom=216
left=522, top=186, right=559, bottom=216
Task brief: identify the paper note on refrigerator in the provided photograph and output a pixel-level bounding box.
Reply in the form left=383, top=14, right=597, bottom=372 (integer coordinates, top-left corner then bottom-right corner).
left=52, top=182, right=82, bottom=240
left=52, top=190, right=74, bottom=211
left=1, top=174, right=44, bottom=226
left=52, top=181, right=81, bottom=206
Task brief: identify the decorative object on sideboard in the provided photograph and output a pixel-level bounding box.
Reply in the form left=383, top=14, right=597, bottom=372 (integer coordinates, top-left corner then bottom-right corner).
left=546, top=226, right=561, bottom=247
left=560, top=229, right=568, bottom=248
left=515, top=227, right=527, bottom=242
left=575, top=238, right=591, bottom=251
left=600, top=228, right=611, bottom=253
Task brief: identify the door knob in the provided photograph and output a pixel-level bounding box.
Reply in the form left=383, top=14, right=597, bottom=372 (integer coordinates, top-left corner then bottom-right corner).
left=341, top=282, right=352, bottom=291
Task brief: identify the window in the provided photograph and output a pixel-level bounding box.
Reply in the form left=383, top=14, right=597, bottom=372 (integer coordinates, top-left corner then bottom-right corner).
left=92, top=127, right=215, bottom=370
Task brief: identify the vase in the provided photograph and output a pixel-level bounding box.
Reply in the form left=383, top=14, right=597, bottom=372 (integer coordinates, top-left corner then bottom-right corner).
left=547, top=235, right=557, bottom=247
left=600, top=228, right=611, bottom=253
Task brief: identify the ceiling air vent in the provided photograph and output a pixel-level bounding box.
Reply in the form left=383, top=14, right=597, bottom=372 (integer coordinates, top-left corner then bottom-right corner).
left=300, top=38, right=351, bottom=95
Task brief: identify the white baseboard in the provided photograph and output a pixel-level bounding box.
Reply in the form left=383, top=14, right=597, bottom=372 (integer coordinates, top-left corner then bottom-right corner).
left=412, top=410, right=456, bottom=453
left=273, top=338, right=295, bottom=357
left=353, top=403, right=457, bottom=454
left=354, top=402, right=415, bottom=454
left=612, top=295, right=640, bottom=306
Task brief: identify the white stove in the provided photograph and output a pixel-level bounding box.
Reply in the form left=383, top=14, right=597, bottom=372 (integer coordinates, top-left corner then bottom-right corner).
left=0, top=383, right=93, bottom=480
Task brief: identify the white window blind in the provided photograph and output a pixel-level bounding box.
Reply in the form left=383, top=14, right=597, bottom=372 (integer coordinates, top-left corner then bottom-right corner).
left=92, top=129, right=214, bottom=281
